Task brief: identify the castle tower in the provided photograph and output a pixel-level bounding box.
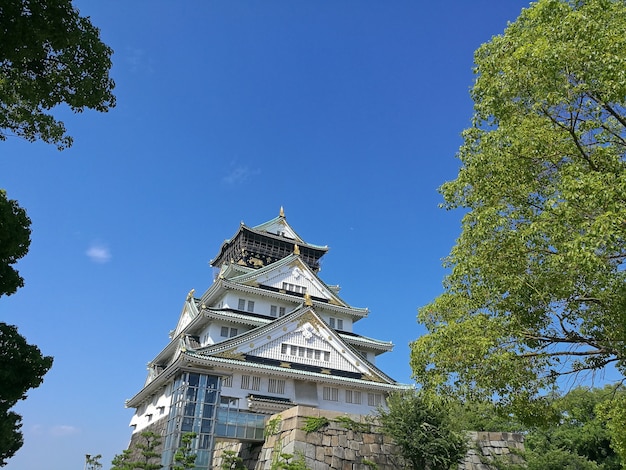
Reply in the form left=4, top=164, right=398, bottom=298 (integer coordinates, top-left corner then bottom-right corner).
left=125, top=209, right=402, bottom=469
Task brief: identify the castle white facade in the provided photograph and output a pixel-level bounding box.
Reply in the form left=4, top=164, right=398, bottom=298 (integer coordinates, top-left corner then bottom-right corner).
left=125, top=209, right=403, bottom=469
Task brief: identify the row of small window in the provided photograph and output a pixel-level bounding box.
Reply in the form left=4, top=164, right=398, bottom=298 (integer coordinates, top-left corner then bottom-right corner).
left=282, top=282, right=306, bottom=294
left=224, top=375, right=286, bottom=394
left=238, top=298, right=287, bottom=318
left=323, top=386, right=383, bottom=407
left=222, top=376, right=382, bottom=407
left=281, top=343, right=330, bottom=362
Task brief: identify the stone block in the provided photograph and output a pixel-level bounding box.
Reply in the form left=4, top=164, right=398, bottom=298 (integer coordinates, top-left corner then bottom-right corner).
left=333, top=446, right=345, bottom=459
left=349, top=440, right=361, bottom=451
left=363, top=434, right=376, bottom=444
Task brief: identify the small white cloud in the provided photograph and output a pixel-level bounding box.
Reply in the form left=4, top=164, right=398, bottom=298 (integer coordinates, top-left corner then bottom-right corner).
left=50, top=425, right=80, bottom=437
left=222, top=165, right=260, bottom=185
left=86, top=243, right=111, bottom=263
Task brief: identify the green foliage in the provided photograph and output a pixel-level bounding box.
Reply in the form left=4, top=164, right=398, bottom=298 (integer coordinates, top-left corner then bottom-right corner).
left=411, top=0, right=626, bottom=424
left=173, top=432, right=197, bottom=470
left=0, top=0, right=115, bottom=149
left=220, top=450, right=246, bottom=470
left=377, top=390, right=467, bottom=470
left=450, top=399, right=524, bottom=434
left=270, top=452, right=310, bottom=470
left=134, top=431, right=162, bottom=470
left=459, top=386, right=624, bottom=470
left=334, top=415, right=372, bottom=433
left=110, top=449, right=133, bottom=470
left=0, top=322, right=53, bottom=466
left=85, top=454, right=102, bottom=470
left=361, top=458, right=379, bottom=470
left=597, top=391, right=626, bottom=468
left=301, top=416, right=329, bottom=433
left=111, top=431, right=162, bottom=470
left=264, top=415, right=282, bottom=437
left=0, top=190, right=31, bottom=298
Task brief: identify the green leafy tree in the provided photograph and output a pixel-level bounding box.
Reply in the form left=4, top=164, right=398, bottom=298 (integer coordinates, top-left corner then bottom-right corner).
left=220, top=450, right=246, bottom=470
left=0, top=323, right=53, bottom=466
left=110, top=449, right=133, bottom=470
left=458, top=387, right=624, bottom=470
left=133, top=431, right=162, bottom=470
left=0, top=1, right=115, bottom=465
left=0, top=0, right=115, bottom=150
left=173, top=432, right=197, bottom=470
left=0, top=190, right=30, bottom=298
left=411, top=0, right=626, bottom=422
left=85, top=453, right=102, bottom=470
left=111, top=431, right=162, bottom=470
left=377, top=390, right=467, bottom=470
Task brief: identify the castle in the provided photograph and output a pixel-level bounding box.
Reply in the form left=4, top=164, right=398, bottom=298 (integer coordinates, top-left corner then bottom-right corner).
left=125, top=209, right=403, bottom=469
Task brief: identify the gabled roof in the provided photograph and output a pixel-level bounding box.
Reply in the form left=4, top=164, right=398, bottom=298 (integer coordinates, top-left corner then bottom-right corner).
left=127, top=305, right=402, bottom=408
left=192, top=305, right=396, bottom=385
left=225, top=253, right=350, bottom=307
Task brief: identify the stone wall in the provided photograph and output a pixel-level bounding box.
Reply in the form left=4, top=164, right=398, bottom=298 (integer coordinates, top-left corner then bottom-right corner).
left=212, top=405, right=525, bottom=470
left=460, top=432, right=525, bottom=470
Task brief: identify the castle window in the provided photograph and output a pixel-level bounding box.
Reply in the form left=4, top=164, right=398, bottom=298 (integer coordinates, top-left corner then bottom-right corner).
left=221, top=327, right=238, bottom=338
left=367, top=393, right=382, bottom=407
left=268, top=378, right=285, bottom=394
left=323, top=386, right=339, bottom=401
left=281, top=343, right=330, bottom=362
left=329, top=317, right=343, bottom=330
left=282, top=282, right=306, bottom=294
left=241, top=375, right=261, bottom=391
left=346, top=390, right=362, bottom=404
left=222, top=376, right=233, bottom=387
left=220, top=396, right=238, bottom=409
left=247, top=300, right=255, bottom=312
left=279, top=306, right=286, bottom=317
left=238, top=298, right=246, bottom=310
left=270, top=305, right=277, bottom=317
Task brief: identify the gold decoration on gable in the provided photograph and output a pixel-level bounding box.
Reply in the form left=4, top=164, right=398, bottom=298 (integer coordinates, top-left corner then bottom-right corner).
left=320, top=369, right=331, bottom=375
left=296, top=311, right=322, bottom=330
left=279, top=362, right=292, bottom=368
left=214, top=349, right=246, bottom=361
left=361, top=372, right=385, bottom=383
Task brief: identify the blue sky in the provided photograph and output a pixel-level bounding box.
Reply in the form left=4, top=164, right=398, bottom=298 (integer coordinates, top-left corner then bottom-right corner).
left=1, top=2, right=532, bottom=469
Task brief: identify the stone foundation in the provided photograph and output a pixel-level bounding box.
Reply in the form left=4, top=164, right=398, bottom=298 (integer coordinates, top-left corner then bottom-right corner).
left=212, top=406, right=524, bottom=470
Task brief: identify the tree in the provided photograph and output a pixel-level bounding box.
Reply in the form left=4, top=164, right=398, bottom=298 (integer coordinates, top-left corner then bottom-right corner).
left=0, top=1, right=115, bottom=465
left=377, top=390, right=467, bottom=470
left=111, top=431, right=162, bottom=470
left=411, top=0, right=626, bottom=421
left=0, top=190, right=31, bottom=298
left=0, top=0, right=115, bottom=150
left=458, top=387, right=624, bottom=470
left=173, top=432, right=197, bottom=470
left=85, top=454, right=103, bottom=470
left=0, top=323, right=53, bottom=466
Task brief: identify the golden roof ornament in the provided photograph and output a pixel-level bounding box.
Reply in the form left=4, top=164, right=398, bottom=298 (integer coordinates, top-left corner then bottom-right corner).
left=293, top=244, right=300, bottom=255
left=186, top=289, right=195, bottom=301
left=279, top=206, right=285, bottom=218
left=304, top=293, right=313, bottom=306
